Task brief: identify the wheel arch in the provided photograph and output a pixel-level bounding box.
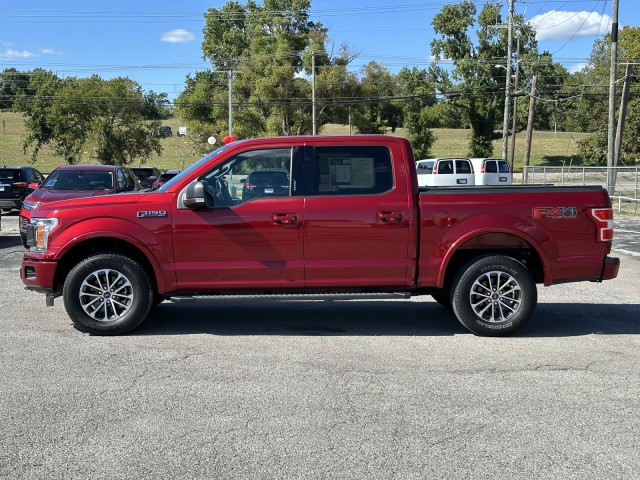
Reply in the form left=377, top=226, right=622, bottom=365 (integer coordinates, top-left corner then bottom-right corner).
left=53, top=237, right=161, bottom=299
left=438, top=231, right=546, bottom=290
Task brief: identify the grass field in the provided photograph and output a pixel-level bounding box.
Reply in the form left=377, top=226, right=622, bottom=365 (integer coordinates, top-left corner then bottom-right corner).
left=0, top=111, right=590, bottom=174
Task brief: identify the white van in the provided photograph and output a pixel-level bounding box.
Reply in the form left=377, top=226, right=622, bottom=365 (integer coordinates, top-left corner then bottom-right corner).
left=416, top=158, right=475, bottom=187
left=470, top=158, right=512, bottom=185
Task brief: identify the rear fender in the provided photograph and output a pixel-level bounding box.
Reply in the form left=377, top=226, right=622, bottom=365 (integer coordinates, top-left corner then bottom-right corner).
left=435, top=213, right=552, bottom=287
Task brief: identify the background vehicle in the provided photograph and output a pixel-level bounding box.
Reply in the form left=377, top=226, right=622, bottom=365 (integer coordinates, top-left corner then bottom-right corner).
left=21, top=136, right=618, bottom=338
left=19, top=164, right=140, bottom=247
left=470, top=158, right=513, bottom=185
left=130, top=166, right=161, bottom=189
left=152, top=126, right=172, bottom=138
left=241, top=169, right=290, bottom=201
left=416, top=158, right=475, bottom=187
left=151, top=169, right=181, bottom=189
left=0, top=166, right=44, bottom=212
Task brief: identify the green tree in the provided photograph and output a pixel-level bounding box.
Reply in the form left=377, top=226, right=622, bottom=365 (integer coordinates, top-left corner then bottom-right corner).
left=0, top=68, right=33, bottom=110
left=396, top=67, right=438, bottom=158
left=200, top=0, right=321, bottom=139
left=349, top=61, right=402, bottom=134
left=431, top=1, right=537, bottom=157
left=574, top=26, right=640, bottom=165
left=14, top=73, right=162, bottom=165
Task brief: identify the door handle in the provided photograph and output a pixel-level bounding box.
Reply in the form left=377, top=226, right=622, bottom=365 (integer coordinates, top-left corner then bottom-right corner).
left=272, top=213, right=298, bottom=225
left=377, top=211, right=403, bottom=223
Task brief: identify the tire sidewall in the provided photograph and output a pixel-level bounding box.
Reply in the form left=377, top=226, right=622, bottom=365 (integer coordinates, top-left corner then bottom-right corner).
left=63, top=253, right=153, bottom=335
left=452, top=255, right=537, bottom=336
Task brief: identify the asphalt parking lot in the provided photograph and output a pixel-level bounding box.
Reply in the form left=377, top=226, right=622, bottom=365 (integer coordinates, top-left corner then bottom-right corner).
left=1, top=212, right=640, bottom=479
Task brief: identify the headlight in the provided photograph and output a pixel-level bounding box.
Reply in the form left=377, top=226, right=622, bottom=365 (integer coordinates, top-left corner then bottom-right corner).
left=28, top=218, right=58, bottom=251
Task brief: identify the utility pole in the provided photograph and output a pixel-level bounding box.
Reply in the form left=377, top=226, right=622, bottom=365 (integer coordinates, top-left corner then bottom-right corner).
left=311, top=51, right=317, bottom=135
left=509, top=34, right=521, bottom=171
left=501, top=0, right=515, bottom=162
left=523, top=74, right=537, bottom=184
left=227, top=70, right=233, bottom=137
left=606, top=0, right=619, bottom=195
left=614, top=63, right=633, bottom=165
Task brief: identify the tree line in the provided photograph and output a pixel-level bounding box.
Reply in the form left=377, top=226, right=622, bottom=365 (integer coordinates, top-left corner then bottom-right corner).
left=0, top=0, right=638, bottom=166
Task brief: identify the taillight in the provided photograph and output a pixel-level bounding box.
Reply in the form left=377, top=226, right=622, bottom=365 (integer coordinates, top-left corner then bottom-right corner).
left=481, top=164, right=485, bottom=173
left=12, top=182, right=27, bottom=188
left=244, top=182, right=256, bottom=190
left=432, top=165, right=438, bottom=175
left=589, top=208, right=614, bottom=242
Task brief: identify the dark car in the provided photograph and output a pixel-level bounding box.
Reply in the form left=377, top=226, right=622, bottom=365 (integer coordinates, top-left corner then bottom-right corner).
left=152, top=126, right=172, bottom=138
left=0, top=166, right=45, bottom=212
left=19, top=164, right=140, bottom=247
left=130, top=166, right=162, bottom=189
left=151, top=169, right=181, bottom=190
left=241, top=169, right=290, bottom=201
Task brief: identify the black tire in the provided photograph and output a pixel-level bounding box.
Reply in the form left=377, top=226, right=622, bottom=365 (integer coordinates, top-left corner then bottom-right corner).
left=63, top=253, right=153, bottom=335
left=431, top=292, right=452, bottom=309
left=451, top=254, right=537, bottom=336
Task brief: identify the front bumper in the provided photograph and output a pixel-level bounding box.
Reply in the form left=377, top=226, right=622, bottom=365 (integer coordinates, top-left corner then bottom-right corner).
left=21, top=258, right=58, bottom=291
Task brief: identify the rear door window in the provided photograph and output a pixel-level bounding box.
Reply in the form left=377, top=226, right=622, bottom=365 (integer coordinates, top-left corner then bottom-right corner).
left=306, top=146, right=393, bottom=195
left=498, top=161, right=510, bottom=173
left=485, top=161, right=498, bottom=173
left=455, top=160, right=472, bottom=174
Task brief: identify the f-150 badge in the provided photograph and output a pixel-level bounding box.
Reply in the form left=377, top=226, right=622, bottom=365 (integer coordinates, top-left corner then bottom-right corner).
left=137, top=210, right=168, bottom=218
left=532, top=207, right=577, bottom=219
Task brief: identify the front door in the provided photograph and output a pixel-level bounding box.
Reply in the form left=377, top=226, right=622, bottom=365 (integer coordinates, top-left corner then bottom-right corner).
left=172, top=146, right=305, bottom=291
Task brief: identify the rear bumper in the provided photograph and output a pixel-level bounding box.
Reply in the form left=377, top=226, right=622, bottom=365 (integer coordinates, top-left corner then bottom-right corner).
left=600, top=256, right=620, bottom=281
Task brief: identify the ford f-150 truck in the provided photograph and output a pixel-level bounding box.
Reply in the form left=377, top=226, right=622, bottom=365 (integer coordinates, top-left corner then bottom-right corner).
left=20, top=135, right=619, bottom=336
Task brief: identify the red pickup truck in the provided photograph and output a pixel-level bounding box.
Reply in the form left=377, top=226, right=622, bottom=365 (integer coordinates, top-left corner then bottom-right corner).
left=20, top=135, right=619, bottom=336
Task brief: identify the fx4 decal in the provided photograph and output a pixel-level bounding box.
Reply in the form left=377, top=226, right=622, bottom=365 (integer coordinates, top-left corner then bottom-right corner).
left=532, top=207, right=577, bottom=219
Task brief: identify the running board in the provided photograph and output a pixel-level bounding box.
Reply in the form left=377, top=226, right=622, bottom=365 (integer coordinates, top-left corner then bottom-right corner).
left=169, top=292, right=412, bottom=303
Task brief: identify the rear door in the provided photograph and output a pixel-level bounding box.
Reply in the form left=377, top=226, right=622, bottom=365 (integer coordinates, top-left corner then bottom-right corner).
left=454, top=159, right=475, bottom=185
left=302, top=143, right=414, bottom=288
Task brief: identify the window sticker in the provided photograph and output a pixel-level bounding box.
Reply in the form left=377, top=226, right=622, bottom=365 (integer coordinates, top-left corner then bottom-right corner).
left=329, top=157, right=374, bottom=188
left=44, top=178, right=58, bottom=188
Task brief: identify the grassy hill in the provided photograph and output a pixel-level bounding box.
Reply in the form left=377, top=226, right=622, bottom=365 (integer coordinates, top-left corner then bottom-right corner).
left=0, top=111, right=589, bottom=174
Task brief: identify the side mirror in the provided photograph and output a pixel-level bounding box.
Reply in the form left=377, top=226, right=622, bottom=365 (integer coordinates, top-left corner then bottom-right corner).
left=183, top=181, right=206, bottom=209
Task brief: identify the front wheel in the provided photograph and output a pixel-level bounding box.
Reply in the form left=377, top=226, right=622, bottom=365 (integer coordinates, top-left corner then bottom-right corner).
left=63, top=253, right=154, bottom=335
left=451, top=255, right=537, bottom=336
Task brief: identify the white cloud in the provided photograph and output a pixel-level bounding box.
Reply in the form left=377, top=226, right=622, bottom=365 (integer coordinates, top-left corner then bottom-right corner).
left=161, top=29, right=196, bottom=44
left=39, top=48, right=64, bottom=55
left=0, top=46, right=64, bottom=61
left=528, top=10, right=611, bottom=41
left=567, top=62, right=588, bottom=74
left=0, top=48, right=36, bottom=61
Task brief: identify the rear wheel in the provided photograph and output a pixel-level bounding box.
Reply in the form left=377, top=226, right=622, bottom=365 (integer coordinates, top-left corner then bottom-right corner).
left=63, top=253, right=153, bottom=335
left=451, top=255, right=537, bottom=336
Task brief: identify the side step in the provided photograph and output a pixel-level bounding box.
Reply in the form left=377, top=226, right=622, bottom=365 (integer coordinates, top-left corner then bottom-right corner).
left=169, top=292, right=412, bottom=303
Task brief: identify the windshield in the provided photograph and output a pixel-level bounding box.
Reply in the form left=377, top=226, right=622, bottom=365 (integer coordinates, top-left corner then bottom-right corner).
left=156, top=145, right=230, bottom=192
left=42, top=170, right=114, bottom=191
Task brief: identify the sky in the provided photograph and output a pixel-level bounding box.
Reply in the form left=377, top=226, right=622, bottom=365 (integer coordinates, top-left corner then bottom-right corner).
left=0, top=1, right=634, bottom=102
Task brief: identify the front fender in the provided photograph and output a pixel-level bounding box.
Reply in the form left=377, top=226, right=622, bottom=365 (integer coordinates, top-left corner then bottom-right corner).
left=48, top=217, right=174, bottom=293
